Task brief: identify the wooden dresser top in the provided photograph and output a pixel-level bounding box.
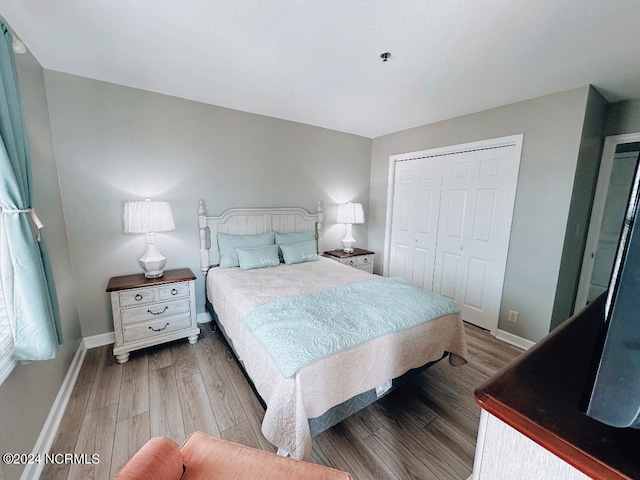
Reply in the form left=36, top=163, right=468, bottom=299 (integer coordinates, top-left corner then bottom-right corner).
left=107, top=268, right=196, bottom=292
left=474, top=294, right=640, bottom=479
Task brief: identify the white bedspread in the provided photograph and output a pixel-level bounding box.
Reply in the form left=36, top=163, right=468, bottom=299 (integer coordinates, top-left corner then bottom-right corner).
left=206, top=257, right=467, bottom=459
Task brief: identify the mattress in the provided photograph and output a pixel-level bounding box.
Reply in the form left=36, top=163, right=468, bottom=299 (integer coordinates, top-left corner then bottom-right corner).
left=206, top=257, right=467, bottom=459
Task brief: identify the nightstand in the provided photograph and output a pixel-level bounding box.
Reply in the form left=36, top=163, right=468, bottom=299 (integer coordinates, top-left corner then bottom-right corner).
left=107, top=268, right=200, bottom=364
left=323, top=248, right=375, bottom=273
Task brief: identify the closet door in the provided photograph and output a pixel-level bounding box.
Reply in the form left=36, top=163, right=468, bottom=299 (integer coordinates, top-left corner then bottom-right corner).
left=432, top=145, right=518, bottom=331
left=388, top=157, right=443, bottom=290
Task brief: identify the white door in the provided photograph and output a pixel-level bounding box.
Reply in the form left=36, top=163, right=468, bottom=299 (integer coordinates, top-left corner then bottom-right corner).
left=388, top=157, right=443, bottom=290
left=385, top=136, right=522, bottom=334
left=586, top=151, right=638, bottom=301
left=575, top=133, right=640, bottom=310
left=432, top=145, right=519, bottom=331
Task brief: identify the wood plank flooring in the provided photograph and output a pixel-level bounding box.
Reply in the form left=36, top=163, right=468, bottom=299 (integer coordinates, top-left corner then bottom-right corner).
left=42, top=322, right=522, bottom=479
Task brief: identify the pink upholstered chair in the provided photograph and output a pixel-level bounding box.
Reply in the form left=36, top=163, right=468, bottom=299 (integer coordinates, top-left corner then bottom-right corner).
left=114, top=431, right=353, bottom=480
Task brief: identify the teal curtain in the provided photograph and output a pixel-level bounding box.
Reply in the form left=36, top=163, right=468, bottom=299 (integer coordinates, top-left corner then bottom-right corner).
left=0, top=22, right=60, bottom=361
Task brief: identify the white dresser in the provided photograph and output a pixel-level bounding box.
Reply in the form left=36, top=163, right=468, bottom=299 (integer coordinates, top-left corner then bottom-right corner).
left=107, top=268, right=200, bottom=363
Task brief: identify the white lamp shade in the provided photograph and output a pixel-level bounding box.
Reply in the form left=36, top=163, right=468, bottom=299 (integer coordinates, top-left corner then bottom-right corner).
left=123, top=199, right=174, bottom=278
left=336, top=202, right=365, bottom=225
left=123, top=199, right=175, bottom=233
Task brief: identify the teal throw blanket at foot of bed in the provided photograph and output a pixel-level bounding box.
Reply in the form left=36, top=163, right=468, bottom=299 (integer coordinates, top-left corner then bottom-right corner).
left=242, top=277, right=460, bottom=377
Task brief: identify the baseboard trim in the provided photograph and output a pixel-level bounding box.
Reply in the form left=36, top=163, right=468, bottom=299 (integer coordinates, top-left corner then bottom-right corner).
left=496, top=329, right=535, bottom=350
left=83, top=331, right=115, bottom=348
left=21, top=340, right=87, bottom=480
left=197, top=312, right=212, bottom=324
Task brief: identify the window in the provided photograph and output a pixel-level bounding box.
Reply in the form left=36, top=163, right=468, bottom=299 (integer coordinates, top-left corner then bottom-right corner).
left=0, top=218, right=17, bottom=385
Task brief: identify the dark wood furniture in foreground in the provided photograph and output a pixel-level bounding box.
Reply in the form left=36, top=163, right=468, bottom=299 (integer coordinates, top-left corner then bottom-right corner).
left=474, top=294, right=640, bottom=479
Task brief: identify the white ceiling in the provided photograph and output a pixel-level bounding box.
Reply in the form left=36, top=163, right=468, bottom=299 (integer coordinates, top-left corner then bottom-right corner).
left=1, top=0, right=639, bottom=138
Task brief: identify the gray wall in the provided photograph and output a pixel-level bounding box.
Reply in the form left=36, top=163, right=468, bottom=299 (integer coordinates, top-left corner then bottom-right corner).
left=43, top=71, right=372, bottom=337
left=550, top=87, right=607, bottom=331
left=605, top=98, right=640, bottom=136
left=369, top=87, right=592, bottom=342
left=0, top=49, right=81, bottom=480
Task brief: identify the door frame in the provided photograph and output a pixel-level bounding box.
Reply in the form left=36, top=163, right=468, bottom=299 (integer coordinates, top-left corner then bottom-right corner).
left=383, top=134, right=523, bottom=334
left=575, top=132, right=640, bottom=310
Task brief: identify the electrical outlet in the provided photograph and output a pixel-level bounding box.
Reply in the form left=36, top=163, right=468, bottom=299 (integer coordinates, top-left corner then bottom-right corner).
left=508, top=310, right=519, bottom=323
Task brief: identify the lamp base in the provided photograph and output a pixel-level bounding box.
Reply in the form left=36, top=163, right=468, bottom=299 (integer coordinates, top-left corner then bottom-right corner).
left=341, top=223, right=356, bottom=253
left=143, top=270, right=165, bottom=279
left=139, top=234, right=167, bottom=279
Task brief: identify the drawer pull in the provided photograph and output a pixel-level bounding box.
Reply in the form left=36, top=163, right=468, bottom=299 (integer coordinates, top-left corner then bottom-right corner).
left=147, top=306, right=169, bottom=316
left=171, top=288, right=178, bottom=295
left=135, top=294, right=143, bottom=301
left=363, top=258, right=368, bottom=263
left=149, top=323, right=170, bottom=332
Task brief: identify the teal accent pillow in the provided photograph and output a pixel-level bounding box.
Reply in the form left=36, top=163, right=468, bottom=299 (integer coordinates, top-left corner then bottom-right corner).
left=275, top=230, right=316, bottom=261
left=217, top=231, right=275, bottom=268
left=280, top=240, right=319, bottom=265
left=236, top=245, right=280, bottom=270
left=275, top=230, right=316, bottom=246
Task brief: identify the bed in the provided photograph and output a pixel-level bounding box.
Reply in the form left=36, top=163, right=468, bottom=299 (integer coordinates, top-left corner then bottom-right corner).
left=197, top=200, right=468, bottom=459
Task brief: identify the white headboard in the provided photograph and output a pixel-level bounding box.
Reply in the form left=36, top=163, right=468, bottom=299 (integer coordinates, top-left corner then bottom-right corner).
left=198, top=200, right=323, bottom=273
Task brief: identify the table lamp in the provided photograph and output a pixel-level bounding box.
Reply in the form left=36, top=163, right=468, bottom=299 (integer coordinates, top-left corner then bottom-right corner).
left=336, top=202, right=364, bottom=253
left=123, top=199, right=175, bottom=278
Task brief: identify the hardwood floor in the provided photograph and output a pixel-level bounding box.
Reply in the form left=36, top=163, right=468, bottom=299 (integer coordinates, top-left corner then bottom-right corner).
left=43, top=322, right=522, bottom=479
